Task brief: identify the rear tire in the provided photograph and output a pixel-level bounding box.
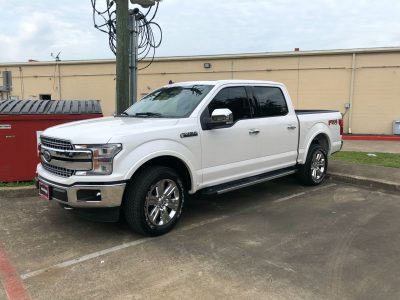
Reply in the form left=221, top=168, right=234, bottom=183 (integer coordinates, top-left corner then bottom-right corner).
left=298, top=144, right=328, bottom=186
left=123, top=166, right=185, bottom=236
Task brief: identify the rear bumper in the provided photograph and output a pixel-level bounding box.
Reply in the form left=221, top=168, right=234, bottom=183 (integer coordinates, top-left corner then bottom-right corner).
left=36, top=176, right=126, bottom=208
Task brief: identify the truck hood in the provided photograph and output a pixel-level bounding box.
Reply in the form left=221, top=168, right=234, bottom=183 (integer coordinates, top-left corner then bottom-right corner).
left=43, top=116, right=180, bottom=144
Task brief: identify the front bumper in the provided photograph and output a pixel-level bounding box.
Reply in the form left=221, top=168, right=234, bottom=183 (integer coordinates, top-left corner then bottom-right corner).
left=36, top=176, right=126, bottom=208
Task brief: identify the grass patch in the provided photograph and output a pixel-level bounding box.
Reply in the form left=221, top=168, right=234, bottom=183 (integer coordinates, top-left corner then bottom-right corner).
left=331, top=151, right=400, bottom=168
left=0, top=181, right=35, bottom=188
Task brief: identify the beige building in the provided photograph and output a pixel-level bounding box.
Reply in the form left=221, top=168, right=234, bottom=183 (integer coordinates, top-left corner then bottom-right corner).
left=1, top=47, right=400, bottom=135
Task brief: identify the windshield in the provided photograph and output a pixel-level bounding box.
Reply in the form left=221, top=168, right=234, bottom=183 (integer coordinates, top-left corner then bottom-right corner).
left=124, top=84, right=214, bottom=118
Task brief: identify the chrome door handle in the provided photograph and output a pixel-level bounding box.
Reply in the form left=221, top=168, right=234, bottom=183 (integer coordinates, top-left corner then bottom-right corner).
left=249, top=129, right=260, bottom=135
left=287, top=124, right=297, bottom=130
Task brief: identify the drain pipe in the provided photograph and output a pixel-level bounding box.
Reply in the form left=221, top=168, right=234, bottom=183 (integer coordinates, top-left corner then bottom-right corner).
left=57, top=62, right=62, bottom=100
left=348, top=53, right=356, bottom=134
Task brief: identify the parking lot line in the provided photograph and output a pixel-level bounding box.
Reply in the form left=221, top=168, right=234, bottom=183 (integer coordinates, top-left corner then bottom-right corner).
left=310, top=183, right=337, bottom=192
left=273, top=192, right=306, bottom=203
left=19, top=183, right=337, bottom=281
left=19, top=215, right=229, bottom=280
left=20, top=238, right=149, bottom=280
left=272, top=183, right=337, bottom=203
left=0, top=248, right=32, bottom=300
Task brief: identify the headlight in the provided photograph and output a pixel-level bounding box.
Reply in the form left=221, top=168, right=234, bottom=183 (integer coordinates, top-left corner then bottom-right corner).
left=74, top=144, right=122, bottom=175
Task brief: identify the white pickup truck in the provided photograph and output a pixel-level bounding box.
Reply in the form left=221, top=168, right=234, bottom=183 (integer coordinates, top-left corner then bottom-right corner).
left=36, top=80, right=343, bottom=236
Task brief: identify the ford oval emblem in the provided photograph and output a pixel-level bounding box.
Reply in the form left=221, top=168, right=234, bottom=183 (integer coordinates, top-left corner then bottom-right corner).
left=43, top=150, right=52, bottom=163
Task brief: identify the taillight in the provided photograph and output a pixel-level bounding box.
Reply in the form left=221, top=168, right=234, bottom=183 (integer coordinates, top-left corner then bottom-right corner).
left=339, top=119, right=344, bottom=135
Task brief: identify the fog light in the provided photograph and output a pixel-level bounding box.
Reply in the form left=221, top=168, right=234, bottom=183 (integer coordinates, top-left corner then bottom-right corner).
left=77, top=190, right=102, bottom=201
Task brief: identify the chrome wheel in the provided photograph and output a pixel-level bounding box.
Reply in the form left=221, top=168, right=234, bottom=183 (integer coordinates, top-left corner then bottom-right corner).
left=311, top=150, right=326, bottom=181
left=145, top=179, right=181, bottom=227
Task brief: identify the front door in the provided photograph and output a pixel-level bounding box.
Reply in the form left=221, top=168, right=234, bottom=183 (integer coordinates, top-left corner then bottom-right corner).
left=200, top=86, right=264, bottom=186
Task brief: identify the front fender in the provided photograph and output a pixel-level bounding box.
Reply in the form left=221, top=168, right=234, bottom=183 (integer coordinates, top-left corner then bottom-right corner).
left=114, top=140, right=200, bottom=192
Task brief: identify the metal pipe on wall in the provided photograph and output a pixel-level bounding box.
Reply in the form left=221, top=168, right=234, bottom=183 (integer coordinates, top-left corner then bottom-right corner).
left=19, top=67, right=24, bottom=100
left=57, top=63, right=62, bottom=100
left=348, top=53, right=356, bottom=134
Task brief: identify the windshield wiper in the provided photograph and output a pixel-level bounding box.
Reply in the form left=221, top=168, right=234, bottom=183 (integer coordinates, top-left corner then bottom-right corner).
left=117, top=112, right=132, bottom=117
left=134, top=112, right=164, bottom=118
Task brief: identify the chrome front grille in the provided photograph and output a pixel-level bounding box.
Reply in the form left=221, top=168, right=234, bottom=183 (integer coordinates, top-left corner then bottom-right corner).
left=42, top=162, right=75, bottom=178
left=40, top=136, right=73, bottom=151
left=39, top=136, right=92, bottom=178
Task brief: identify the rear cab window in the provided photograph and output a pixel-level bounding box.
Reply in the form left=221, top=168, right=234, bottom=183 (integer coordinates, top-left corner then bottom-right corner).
left=252, top=86, right=288, bottom=117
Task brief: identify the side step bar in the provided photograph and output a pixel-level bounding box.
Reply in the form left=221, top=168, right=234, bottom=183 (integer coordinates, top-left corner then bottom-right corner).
left=201, top=167, right=298, bottom=195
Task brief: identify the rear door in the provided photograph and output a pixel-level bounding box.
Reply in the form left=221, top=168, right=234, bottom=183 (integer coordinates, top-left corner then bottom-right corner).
left=249, top=85, right=299, bottom=170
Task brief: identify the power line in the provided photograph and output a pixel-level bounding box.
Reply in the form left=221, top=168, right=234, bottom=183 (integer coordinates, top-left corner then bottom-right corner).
left=91, top=0, right=162, bottom=70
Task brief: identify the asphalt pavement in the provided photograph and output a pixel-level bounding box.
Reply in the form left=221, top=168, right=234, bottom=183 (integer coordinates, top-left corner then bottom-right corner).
left=1, top=141, right=399, bottom=299
left=1, top=177, right=400, bottom=300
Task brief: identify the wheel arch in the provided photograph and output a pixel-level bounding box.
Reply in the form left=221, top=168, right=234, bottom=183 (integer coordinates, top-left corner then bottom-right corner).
left=299, top=123, right=333, bottom=164
left=310, top=133, right=330, bottom=154
left=131, top=155, right=193, bottom=192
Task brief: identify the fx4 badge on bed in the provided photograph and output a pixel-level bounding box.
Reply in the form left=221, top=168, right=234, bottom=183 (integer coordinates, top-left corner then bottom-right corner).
left=180, top=131, right=198, bottom=138
left=328, top=119, right=338, bottom=126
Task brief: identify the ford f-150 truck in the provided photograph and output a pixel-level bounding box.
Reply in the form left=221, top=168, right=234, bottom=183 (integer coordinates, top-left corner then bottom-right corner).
left=36, top=80, right=343, bottom=236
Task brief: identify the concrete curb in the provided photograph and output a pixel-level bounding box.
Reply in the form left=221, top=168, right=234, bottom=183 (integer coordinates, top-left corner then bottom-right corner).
left=328, top=172, right=400, bottom=193
left=343, top=135, right=400, bottom=141
left=0, top=186, right=37, bottom=199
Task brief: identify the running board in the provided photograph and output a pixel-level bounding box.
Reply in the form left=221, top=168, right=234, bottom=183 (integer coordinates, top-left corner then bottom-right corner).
left=200, top=167, right=298, bottom=195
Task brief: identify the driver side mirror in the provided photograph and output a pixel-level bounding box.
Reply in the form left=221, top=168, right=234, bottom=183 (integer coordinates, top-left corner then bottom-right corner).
left=206, top=108, right=233, bottom=129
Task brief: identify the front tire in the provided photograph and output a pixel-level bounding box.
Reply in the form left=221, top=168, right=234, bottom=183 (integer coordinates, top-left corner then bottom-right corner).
left=298, top=144, right=328, bottom=186
left=123, top=166, right=185, bottom=236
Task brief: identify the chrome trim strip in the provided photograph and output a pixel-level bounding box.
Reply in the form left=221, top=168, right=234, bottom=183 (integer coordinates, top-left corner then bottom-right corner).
left=40, top=155, right=92, bottom=170
left=41, top=145, right=92, bottom=160
left=216, top=170, right=297, bottom=194
left=40, top=145, right=93, bottom=172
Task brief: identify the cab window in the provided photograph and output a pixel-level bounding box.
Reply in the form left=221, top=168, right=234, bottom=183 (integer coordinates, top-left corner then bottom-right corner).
left=253, top=86, right=288, bottom=117
left=207, top=87, right=251, bottom=122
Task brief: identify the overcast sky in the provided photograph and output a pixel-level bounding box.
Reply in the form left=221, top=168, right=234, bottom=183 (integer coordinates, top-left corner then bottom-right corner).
left=0, top=0, right=399, bottom=63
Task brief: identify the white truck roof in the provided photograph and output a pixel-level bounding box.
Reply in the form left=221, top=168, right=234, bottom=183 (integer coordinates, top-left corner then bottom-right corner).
left=168, top=80, right=282, bottom=88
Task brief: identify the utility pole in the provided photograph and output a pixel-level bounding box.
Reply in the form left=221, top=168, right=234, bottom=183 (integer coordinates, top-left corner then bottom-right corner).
left=92, top=0, right=161, bottom=113
left=115, top=0, right=130, bottom=114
